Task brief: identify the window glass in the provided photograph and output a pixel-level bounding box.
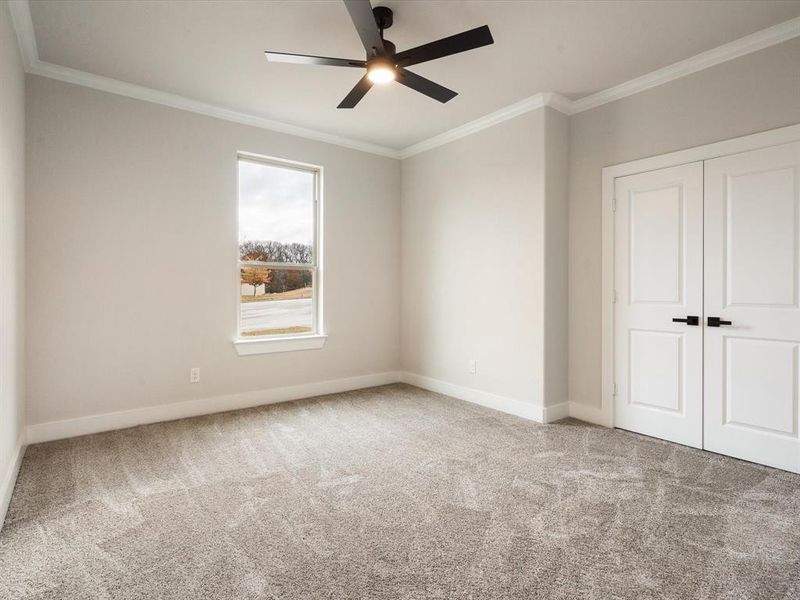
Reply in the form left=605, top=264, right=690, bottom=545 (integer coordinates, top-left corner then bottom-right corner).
left=238, top=156, right=319, bottom=339
left=239, top=267, right=314, bottom=337
left=238, top=159, right=314, bottom=262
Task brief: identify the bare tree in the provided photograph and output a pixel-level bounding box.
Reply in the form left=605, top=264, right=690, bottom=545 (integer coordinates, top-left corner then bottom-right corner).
left=240, top=240, right=312, bottom=264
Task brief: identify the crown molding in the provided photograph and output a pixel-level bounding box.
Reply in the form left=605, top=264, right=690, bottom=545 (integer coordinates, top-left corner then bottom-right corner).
left=7, top=0, right=800, bottom=160
left=7, top=0, right=37, bottom=70
left=400, top=16, right=800, bottom=157
left=398, top=92, right=571, bottom=159
left=569, top=16, right=800, bottom=114
left=543, top=92, right=576, bottom=116
left=26, top=59, right=402, bottom=158
left=9, top=0, right=400, bottom=158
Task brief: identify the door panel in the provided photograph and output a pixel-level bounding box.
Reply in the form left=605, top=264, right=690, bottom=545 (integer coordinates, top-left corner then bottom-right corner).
left=614, top=162, right=703, bottom=448
left=725, top=165, right=797, bottom=307
left=704, top=141, right=800, bottom=473
left=725, top=337, right=797, bottom=435
left=629, top=185, right=684, bottom=304
left=629, top=330, right=684, bottom=412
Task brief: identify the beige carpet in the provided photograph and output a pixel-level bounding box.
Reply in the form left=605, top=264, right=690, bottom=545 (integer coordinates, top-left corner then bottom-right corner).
left=1, top=383, right=799, bottom=599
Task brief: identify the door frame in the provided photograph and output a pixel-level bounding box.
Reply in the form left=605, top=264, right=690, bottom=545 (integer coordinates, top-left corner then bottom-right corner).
left=600, top=123, right=800, bottom=429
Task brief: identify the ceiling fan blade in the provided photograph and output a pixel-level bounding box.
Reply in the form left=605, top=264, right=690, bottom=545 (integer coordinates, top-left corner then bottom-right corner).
left=342, top=0, right=386, bottom=57
left=265, top=51, right=366, bottom=68
left=395, top=25, right=494, bottom=67
left=337, top=74, right=374, bottom=109
left=396, top=68, right=457, bottom=103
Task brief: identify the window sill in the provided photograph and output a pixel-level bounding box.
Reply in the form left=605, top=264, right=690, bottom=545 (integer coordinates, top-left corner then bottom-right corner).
left=234, top=334, right=327, bottom=356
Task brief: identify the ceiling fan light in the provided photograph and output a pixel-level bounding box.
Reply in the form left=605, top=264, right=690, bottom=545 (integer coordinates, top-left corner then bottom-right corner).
left=367, top=60, right=396, bottom=84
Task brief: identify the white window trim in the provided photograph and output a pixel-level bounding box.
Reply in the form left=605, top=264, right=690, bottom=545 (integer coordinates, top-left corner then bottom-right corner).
left=233, top=152, right=324, bottom=356
left=234, top=334, right=327, bottom=356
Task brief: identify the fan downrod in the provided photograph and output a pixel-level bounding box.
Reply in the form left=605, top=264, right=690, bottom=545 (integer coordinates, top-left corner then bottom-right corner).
left=372, top=6, right=395, bottom=55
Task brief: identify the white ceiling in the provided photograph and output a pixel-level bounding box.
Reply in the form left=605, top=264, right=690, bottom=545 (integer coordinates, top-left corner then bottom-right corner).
left=26, top=0, right=800, bottom=150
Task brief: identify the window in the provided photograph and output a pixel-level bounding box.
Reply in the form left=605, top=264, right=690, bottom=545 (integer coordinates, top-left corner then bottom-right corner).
left=234, top=154, right=324, bottom=355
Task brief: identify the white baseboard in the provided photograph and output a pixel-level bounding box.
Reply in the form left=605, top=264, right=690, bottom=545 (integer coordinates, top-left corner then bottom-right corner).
left=24, top=371, right=611, bottom=446
left=543, top=402, right=570, bottom=423
left=568, top=401, right=610, bottom=426
left=400, top=372, right=546, bottom=422
left=26, top=371, right=402, bottom=444
left=1, top=433, right=26, bottom=530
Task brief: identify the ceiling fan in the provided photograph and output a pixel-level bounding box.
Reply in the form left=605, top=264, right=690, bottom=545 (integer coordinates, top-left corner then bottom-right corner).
left=265, top=0, right=494, bottom=109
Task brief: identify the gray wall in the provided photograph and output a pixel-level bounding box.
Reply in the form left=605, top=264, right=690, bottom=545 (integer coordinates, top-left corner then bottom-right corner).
left=401, top=107, right=569, bottom=409
left=543, top=109, right=570, bottom=408
left=25, top=76, right=401, bottom=425
left=568, top=38, right=800, bottom=410
left=0, top=2, right=26, bottom=511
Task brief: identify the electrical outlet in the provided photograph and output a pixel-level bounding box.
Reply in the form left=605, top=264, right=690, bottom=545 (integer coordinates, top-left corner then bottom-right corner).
left=190, top=367, right=200, bottom=383
left=468, top=359, right=477, bottom=375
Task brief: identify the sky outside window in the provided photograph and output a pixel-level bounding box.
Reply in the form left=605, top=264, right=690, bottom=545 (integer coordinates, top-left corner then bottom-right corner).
left=238, top=159, right=314, bottom=246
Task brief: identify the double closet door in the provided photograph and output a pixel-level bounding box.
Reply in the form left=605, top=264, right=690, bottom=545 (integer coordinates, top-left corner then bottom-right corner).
left=614, top=141, right=800, bottom=473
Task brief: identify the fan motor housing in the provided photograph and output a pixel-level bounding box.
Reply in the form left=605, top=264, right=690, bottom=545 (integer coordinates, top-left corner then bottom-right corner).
left=382, top=40, right=396, bottom=56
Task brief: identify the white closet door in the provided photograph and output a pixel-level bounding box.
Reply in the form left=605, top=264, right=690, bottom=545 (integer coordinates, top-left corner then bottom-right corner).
left=704, top=142, right=800, bottom=473
left=614, top=163, right=704, bottom=448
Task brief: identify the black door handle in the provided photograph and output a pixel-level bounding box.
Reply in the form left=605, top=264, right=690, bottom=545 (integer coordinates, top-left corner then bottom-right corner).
left=672, top=316, right=699, bottom=326
left=707, top=316, right=732, bottom=327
